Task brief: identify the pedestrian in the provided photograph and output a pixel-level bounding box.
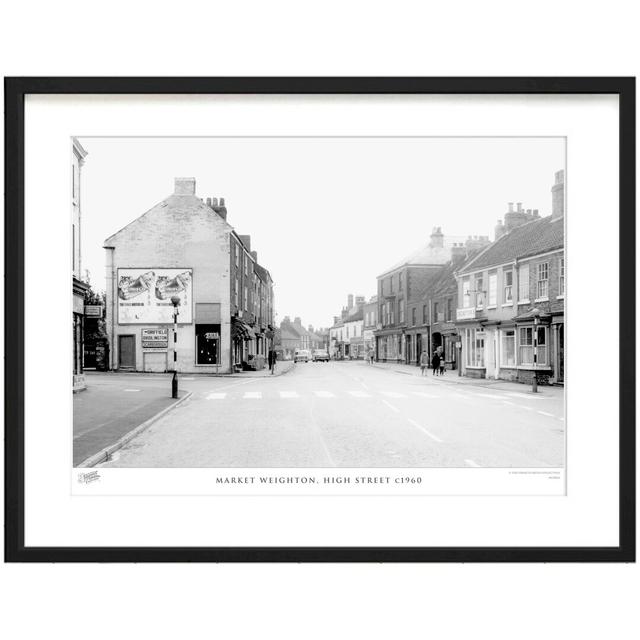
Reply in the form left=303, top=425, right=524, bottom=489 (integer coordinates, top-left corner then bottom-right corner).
left=439, top=356, right=446, bottom=376
left=431, top=351, right=440, bottom=376
left=268, top=349, right=277, bottom=375
left=419, top=349, right=429, bottom=376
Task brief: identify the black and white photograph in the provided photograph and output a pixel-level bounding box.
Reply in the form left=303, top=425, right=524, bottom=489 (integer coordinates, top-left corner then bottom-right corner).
left=72, top=136, right=566, bottom=478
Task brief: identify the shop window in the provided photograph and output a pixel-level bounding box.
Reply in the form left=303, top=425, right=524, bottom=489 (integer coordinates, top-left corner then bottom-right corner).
left=196, top=324, right=220, bottom=365
left=465, top=329, right=485, bottom=367
left=501, top=329, right=516, bottom=366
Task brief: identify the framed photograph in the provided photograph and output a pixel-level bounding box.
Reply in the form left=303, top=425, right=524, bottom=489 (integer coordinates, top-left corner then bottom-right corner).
left=4, top=77, right=635, bottom=562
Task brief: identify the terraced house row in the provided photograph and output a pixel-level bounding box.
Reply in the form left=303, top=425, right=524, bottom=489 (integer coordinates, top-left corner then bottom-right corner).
left=373, top=170, right=565, bottom=385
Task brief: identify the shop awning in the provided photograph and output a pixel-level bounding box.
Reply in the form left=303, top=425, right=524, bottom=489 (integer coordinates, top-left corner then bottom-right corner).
left=231, top=318, right=256, bottom=340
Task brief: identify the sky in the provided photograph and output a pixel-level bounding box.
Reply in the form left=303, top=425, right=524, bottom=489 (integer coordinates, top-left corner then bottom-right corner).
left=78, top=137, right=564, bottom=329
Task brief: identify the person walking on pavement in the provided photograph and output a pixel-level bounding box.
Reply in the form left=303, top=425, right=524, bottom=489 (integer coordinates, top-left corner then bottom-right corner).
left=420, top=349, right=429, bottom=376
left=268, top=349, right=277, bottom=375
left=431, top=350, right=440, bottom=376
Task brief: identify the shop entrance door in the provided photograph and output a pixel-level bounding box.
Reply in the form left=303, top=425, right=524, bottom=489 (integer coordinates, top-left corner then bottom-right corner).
left=118, top=335, right=135, bottom=369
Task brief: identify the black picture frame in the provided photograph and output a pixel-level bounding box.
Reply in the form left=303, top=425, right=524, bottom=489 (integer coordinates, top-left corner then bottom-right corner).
left=4, top=77, right=635, bottom=563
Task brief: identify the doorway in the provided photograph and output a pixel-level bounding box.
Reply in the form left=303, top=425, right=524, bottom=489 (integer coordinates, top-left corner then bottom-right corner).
left=196, top=324, right=220, bottom=365
left=118, top=334, right=135, bottom=369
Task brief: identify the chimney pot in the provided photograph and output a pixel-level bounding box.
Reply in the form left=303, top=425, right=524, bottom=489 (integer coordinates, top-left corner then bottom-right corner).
left=212, top=197, right=219, bottom=207
left=508, top=202, right=514, bottom=212
left=206, top=197, right=212, bottom=207
left=517, top=202, right=523, bottom=212
left=174, top=177, right=196, bottom=196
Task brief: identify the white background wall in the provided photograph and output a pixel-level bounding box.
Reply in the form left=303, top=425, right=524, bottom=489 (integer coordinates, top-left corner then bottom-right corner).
left=1, top=2, right=638, bottom=640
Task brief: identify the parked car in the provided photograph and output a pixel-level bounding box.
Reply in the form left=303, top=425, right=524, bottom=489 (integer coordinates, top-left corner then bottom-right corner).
left=312, top=349, right=329, bottom=362
left=294, top=349, right=310, bottom=363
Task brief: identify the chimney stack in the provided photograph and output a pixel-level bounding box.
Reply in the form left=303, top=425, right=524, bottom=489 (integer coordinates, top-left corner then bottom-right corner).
left=294, top=317, right=302, bottom=326
left=508, top=202, right=514, bottom=213
left=174, top=177, right=196, bottom=196
left=206, top=197, right=212, bottom=207
left=429, top=226, right=444, bottom=248
left=348, top=293, right=354, bottom=309
left=551, top=170, right=565, bottom=219
left=495, top=219, right=506, bottom=241
left=451, top=242, right=467, bottom=263
left=239, top=235, right=251, bottom=252
left=250, top=250, right=258, bottom=263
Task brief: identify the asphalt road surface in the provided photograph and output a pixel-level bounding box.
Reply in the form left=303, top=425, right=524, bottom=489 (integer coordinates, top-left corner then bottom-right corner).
left=99, top=361, right=565, bottom=468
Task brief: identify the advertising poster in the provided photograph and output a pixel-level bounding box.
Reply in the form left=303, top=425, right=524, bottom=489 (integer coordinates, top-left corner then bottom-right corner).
left=117, top=268, right=192, bottom=324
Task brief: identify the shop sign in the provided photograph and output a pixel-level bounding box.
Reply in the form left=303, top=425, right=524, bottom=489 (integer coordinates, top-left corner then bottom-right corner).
left=117, top=268, right=193, bottom=324
left=142, top=328, right=168, bottom=352
left=85, top=305, right=103, bottom=317
left=456, top=307, right=476, bottom=320
left=204, top=332, right=219, bottom=340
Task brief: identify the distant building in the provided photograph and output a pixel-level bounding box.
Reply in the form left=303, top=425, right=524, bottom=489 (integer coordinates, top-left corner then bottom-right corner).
left=375, top=227, right=488, bottom=363
left=455, top=171, right=565, bottom=383
left=362, top=296, right=378, bottom=357
left=72, top=138, right=89, bottom=391
left=329, top=293, right=366, bottom=359
left=104, top=178, right=274, bottom=373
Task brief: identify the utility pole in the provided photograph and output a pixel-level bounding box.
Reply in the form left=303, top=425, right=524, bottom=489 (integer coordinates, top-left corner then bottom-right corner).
left=171, top=296, right=180, bottom=398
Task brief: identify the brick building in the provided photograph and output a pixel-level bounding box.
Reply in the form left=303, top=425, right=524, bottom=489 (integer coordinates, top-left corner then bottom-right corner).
left=72, top=138, right=89, bottom=391
left=104, top=177, right=274, bottom=374
left=375, top=228, right=483, bottom=363
left=455, top=171, right=565, bottom=383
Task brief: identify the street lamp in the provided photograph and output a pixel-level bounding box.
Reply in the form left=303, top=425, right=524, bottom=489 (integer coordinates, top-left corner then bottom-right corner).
left=171, top=295, right=181, bottom=399
left=531, top=307, right=540, bottom=394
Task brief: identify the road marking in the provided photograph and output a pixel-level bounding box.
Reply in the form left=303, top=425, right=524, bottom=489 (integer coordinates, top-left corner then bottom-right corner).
left=382, top=400, right=400, bottom=413
left=206, top=392, right=227, bottom=400
left=314, top=391, right=335, bottom=398
left=349, top=390, right=372, bottom=398
left=279, top=391, right=300, bottom=399
left=181, top=377, right=195, bottom=381
left=407, top=418, right=443, bottom=443
left=465, top=459, right=481, bottom=467
left=243, top=391, right=262, bottom=399
left=123, top=389, right=140, bottom=392
left=537, top=410, right=554, bottom=417
left=412, top=392, right=440, bottom=399
left=381, top=391, right=406, bottom=398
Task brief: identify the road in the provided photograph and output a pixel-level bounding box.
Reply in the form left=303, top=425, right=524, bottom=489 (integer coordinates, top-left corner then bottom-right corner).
left=98, top=361, right=565, bottom=468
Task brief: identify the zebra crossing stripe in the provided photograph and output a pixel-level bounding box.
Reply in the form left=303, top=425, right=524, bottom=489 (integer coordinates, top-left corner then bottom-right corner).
left=314, top=391, right=335, bottom=398
left=279, top=391, right=300, bottom=398
left=206, top=392, right=227, bottom=400
left=243, top=391, right=262, bottom=399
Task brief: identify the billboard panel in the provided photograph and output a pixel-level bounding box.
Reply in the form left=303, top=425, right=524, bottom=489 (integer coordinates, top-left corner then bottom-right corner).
left=117, top=268, right=192, bottom=324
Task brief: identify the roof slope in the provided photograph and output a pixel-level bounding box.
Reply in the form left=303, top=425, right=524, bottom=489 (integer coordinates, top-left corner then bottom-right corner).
left=104, top=192, right=231, bottom=247
left=380, top=235, right=468, bottom=275
left=460, top=215, right=564, bottom=273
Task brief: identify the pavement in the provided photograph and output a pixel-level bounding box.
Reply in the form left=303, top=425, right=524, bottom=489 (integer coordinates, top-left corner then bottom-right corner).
left=96, top=360, right=566, bottom=469
left=73, top=374, right=189, bottom=466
